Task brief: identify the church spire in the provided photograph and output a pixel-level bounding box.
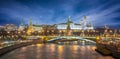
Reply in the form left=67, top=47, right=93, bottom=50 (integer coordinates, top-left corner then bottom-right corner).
left=30, top=19, right=33, bottom=26
left=84, top=15, right=86, bottom=21
left=83, top=15, right=87, bottom=27
left=67, top=16, right=72, bottom=25
left=21, top=18, right=24, bottom=25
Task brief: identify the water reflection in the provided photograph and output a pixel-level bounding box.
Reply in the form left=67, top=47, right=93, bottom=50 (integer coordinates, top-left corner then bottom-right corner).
left=50, top=44, right=56, bottom=52
left=0, top=42, right=114, bottom=59
left=57, top=40, right=95, bottom=45
left=58, top=45, right=64, bottom=59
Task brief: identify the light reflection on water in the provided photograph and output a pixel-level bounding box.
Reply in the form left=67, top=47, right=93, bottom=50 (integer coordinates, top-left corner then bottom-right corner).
left=58, top=45, right=64, bottom=59
left=57, top=40, right=94, bottom=45
left=0, top=42, right=114, bottom=59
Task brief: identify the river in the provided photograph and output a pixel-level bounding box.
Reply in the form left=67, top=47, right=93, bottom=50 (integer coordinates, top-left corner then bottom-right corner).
left=0, top=41, right=114, bottom=59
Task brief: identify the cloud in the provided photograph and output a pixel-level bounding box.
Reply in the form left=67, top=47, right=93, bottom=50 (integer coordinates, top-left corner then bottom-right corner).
left=71, top=3, right=120, bottom=27
left=0, top=0, right=120, bottom=28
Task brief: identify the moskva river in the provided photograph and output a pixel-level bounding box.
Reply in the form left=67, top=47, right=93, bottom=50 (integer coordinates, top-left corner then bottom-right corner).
left=0, top=41, right=114, bottom=59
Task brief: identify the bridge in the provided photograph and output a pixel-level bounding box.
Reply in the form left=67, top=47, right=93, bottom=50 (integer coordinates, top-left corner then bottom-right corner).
left=47, top=36, right=96, bottom=43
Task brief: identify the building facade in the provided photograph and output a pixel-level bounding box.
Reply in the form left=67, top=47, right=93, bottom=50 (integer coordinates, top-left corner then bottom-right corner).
left=57, top=16, right=94, bottom=36
left=4, top=24, right=18, bottom=32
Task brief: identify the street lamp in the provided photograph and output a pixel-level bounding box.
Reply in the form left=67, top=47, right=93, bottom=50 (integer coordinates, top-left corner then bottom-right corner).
left=23, top=31, right=25, bottom=33
left=7, top=31, right=10, bottom=34
left=110, top=30, right=112, bottom=33
left=18, top=31, right=20, bottom=34
left=38, top=31, right=41, bottom=33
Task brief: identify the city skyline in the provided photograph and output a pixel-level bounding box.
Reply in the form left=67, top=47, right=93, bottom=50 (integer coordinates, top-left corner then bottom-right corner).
left=0, top=0, right=120, bottom=28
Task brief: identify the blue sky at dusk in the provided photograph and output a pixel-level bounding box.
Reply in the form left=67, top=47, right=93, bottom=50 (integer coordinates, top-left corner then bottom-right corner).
left=0, top=0, right=120, bottom=28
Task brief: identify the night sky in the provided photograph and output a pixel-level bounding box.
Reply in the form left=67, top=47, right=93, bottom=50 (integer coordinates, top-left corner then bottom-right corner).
left=0, top=0, right=120, bottom=28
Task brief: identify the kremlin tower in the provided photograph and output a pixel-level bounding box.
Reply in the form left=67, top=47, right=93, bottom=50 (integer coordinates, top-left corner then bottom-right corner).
left=27, top=19, right=34, bottom=35
left=66, top=16, right=72, bottom=36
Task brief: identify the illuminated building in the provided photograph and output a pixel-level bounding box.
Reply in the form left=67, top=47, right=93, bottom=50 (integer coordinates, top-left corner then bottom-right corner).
left=32, top=25, right=43, bottom=35
left=4, top=24, right=17, bottom=32
left=32, top=25, right=43, bottom=32
left=57, top=16, right=94, bottom=35
left=42, top=25, right=57, bottom=35
left=0, top=26, right=4, bottom=30
left=24, top=17, right=120, bottom=37
left=57, top=16, right=93, bottom=30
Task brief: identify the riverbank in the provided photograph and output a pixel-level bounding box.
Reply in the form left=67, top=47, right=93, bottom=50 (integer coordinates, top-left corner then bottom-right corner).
left=96, top=42, right=120, bottom=59
left=0, top=39, right=44, bottom=56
